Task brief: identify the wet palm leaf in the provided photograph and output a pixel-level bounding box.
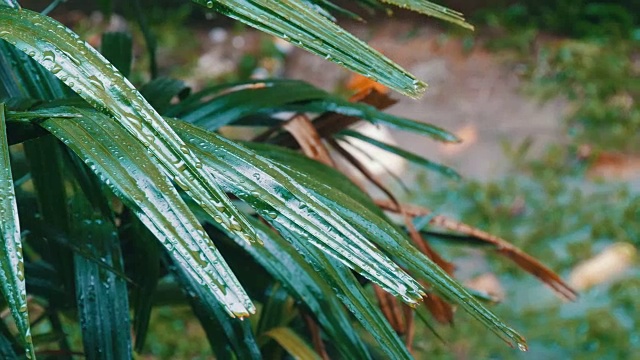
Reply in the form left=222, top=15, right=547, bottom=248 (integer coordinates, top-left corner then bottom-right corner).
left=193, top=0, right=427, bottom=97
left=169, top=119, right=527, bottom=349
left=205, top=219, right=372, bottom=359
left=0, top=105, right=33, bottom=358
left=380, top=0, right=473, bottom=30
left=17, top=106, right=255, bottom=317
left=170, top=118, right=425, bottom=302
left=0, top=6, right=257, bottom=245
left=166, top=79, right=458, bottom=142
left=338, top=129, right=461, bottom=179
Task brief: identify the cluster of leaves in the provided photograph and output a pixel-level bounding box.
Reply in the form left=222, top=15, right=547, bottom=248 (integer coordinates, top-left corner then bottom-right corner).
left=0, top=1, right=573, bottom=359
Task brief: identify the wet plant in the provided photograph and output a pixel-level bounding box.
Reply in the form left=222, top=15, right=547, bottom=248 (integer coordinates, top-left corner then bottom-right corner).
left=0, top=0, right=573, bottom=358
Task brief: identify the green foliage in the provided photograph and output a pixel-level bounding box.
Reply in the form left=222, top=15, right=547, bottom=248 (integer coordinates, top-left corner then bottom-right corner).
left=476, top=0, right=640, bottom=40
left=0, top=1, right=545, bottom=359
left=525, top=41, right=640, bottom=151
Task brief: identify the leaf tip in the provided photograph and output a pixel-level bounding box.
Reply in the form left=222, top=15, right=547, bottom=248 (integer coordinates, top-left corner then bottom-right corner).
left=405, top=80, right=428, bottom=99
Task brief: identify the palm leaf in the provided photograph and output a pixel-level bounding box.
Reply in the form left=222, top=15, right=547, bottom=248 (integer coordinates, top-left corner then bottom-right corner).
left=193, top=0, right=427, bottom=97
left=380, top=0, right=473, bottom=30
left=170, top=118, right=425, bottom=302
left=15, top=106, right=255, bottom=317
left=0, top=6, right=258, bottom=245
left=338, top=129, right=461, bottom=179
left=59, top=148, right=133, bottom=359
left=124, top=216, right=161, bottom=353
left=204, top=220, right=372, bottom=359
left=169, top=119, right=526, bottom=349
left=239, top=219, right=411, bottom=359
left=0, top=104, right=33, bottom=358
left=240, top=142, right=528, bottom=349
left=263, top=327, right=322, bottom=360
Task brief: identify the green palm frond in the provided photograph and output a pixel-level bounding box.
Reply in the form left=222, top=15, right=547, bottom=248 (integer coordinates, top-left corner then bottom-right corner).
left=0, top=105, right=33, bottom=359
left=0, top=0, right=567, bottom=358
left=193, top=0, right=428, bottom=97
left=0, top=7, right=258, bottom=248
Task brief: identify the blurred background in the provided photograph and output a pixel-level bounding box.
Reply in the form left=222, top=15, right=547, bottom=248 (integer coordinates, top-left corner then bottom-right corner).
left=20, top=0, right=640, bottom=358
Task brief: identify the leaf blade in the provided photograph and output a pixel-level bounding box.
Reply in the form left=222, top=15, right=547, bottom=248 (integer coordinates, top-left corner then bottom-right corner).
left=19, top=106, right=255, bottom=317
left=0, top=6, right=257, bottom=244
left=339, top=129, right=461, bottom=179
left=0, top=104, right=33, bottom=358
left=193, top=0, right=427, bottom=97
left=381, top=0, right=474, bottom=30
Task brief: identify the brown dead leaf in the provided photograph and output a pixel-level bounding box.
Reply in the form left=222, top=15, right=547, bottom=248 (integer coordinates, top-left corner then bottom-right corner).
left=374, top=285, right=406, bottom=334
left=375, top=199, right=578, bottom=301
left=303, top=314, right=330, bottom=360
left=283, top=114, right=335, bottom=166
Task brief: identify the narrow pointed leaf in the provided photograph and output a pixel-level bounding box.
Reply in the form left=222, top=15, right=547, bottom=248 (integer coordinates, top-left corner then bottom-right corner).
left=69, top=191, right=132, bottom=360
left=23, top=136, right=77, bottom=295
left=192, top=0, right=427, bottom=97
left=167, top=79, right=458, bottom=142
left=227, top=218, right=409, bottom=359
left=167, top=252, right=262, bottom=360
left=0, top=105, right=33, bottom=358
left=283, top=99, right=459, bottom=142
left=205, top=219, right=372, bottom=360
left=381, top=0, right=474, bottom=30
left=0, top=6, right=257, bottom=243
left=16, top=107, right=255, bottom=316
left=245, top=142, right=381, bottom=214
left=170, top=118, right=426, bottom=304
left=172, top=80, right=328, bottom=130
left=339, top=129, right=461, bottom=179
left=172, top=121, right=417, bottom=358
left=230, top=141, right=526, bottom=349
left=124, top=216, right=161, bottom=353
left=265, top=154, right=528, bottom=349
